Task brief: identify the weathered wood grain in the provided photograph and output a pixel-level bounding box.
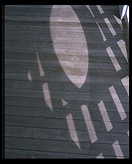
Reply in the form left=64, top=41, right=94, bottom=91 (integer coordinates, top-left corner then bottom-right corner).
left=5, top=5, right=129, bottom=158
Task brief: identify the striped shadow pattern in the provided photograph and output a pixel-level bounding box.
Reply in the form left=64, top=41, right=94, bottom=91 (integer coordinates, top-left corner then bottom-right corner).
left=5, top=5, right=129, bottom=158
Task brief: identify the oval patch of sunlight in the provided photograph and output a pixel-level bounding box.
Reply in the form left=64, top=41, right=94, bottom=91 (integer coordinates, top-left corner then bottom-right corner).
left=50, top=5, right=89, bottom=88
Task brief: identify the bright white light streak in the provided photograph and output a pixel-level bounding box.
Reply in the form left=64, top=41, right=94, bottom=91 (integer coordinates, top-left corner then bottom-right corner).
left=81, top=105, right=98, bottom=143
left=106, top=46, right=121, bottom=71
left=112, top=140, right=124, bottom=159
left=127, top=6, right=129, bottom=23
left=42, top=82, right=53, bottom=111
left=66, top=113, right=81, bottom=150
left=121, top=5, right=128, bottom=20
left=109, top=86, right=127, bottom=120
left=98, top=100, right=113, bottom=132
left=104, top=18, right=116, bottom=36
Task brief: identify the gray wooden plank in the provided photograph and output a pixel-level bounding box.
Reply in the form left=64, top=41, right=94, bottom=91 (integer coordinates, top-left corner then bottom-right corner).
left=5, top=38, right=128, bottom=54
left=5, top=96, right=129, bottom=113
left=5, top=14, right=125, bottom=25
left=5, top=125, right=129, bottom=145
left=5, top=48, right=128, bottom=59
left=5, top=63, right=128, bottom=76
left=5, top=79, right=128, bottom=96
left=5, top=136, right=129, bottom=157
left=5, top=104, right=129, bottom=120
left=5, top=148, right=97, bottom=158
left=5, top=73, right=129, bottom=86
left=5, top=51, right=128, bottom=64
left=5, top=87, right=129, bottom=103
left=5, top=115, right=129, bottom=132
left=5, top=60, right=128, bottom=72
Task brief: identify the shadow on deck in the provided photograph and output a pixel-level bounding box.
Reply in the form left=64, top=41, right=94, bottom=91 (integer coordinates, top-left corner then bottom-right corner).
left=4, top=5, right=129, bottom=158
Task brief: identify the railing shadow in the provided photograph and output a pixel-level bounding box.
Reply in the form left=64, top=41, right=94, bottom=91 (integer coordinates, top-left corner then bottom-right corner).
left=5, top=5, right=129, bottom=158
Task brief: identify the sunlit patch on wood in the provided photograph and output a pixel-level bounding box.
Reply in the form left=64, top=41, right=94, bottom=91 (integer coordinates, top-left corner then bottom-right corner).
left=96, top=22, right=107, bottom=41
left=81, top=105, right=98, bottom=143
left=66, top=113, right=81, bottom=150
left=27, top=70, right=32, bottom=81
left=117, top=39, right=128, bottom=62
left=106, top=46, right=121, bottom=71
left=113, top=15, right=123, bottom=30
left=50, top=5, right=89, bottom=88
left=98, top=100, right=113, bottom=132
left=96, top=5, right=104, bottom=14
left=42, top=82, right=53, bottom=111
left=96, top=153, right=104, bottom=159
left=112, top=140, right=124, bottom=159
left=104, top=18, right=116, bottom=36
left=86, top=5, right=95, bottom=17
left=121, top=76, right=129, bottom=96
left=109, top=86, right=127, bottom=120
left=61, top=98, right=68, bottom=106
left=36, top=52, right=45, bottom=77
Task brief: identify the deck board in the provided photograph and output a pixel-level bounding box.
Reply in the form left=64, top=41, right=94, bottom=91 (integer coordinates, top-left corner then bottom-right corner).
left=5, top=5, right=129, bottom=158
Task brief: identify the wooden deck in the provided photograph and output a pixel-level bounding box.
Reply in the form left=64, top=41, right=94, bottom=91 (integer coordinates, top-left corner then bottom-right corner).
left=5, top=5, right=129, bottom=158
